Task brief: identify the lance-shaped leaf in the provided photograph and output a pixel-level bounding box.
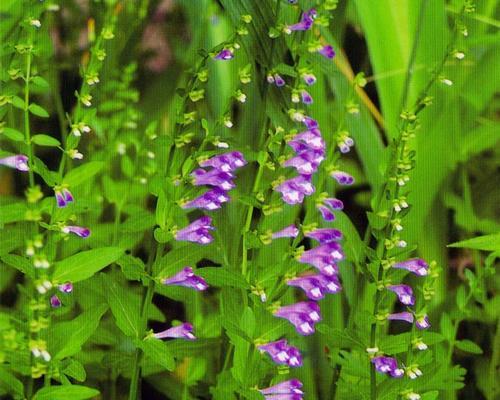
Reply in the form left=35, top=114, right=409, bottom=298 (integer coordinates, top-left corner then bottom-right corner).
left=32, top=385, right=100, bottom=400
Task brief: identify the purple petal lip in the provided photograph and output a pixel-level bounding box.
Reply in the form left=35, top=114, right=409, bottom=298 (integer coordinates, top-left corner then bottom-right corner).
left=288, top=129, right=325, bottom=150
left=175, top=216, right=214, bottom=245
left=300, top=242, right=344, bottom=262
left=302, top=117, right=318, bottom=129
left=305, top=228, right=343, bottom=243
left=331, top=171, right=354, bottom=185
left=416, top=315, right=431, bottom=330
left=301, top=90, right=313, bottom=104
left=154, top=322, right=196, bottom=340
left=272, top=225, right=299, bottom=239
left=181, top=188, right=230, bottom=210
left=0, top=155, right=29, bottom=171
left=387, top=284, right=415, bottom=306
left=161, top=266, right=208, bottom=291
left=259, top=379, right=303, bottom=395
left=302, top=73, right=317, bottom=86
left=58, top=282, right=73, bottom=293
left=274, top=301, right=321, bottom=335
left=191, top=168, right=235, bottom=190
left=50, top=295, right=61, bottom=308
left=274, top=74, right=286, bottom=87
left=371, top=356, right=403, bottom=378
left=392, top=258, right=429, bottom=276
left=214, top=49, right=233, bottom=60
left=317, top=205, right=335, bottom=222
left=287, top=274, right=341, bottom=300
left=283, top=150, right=324, bottom=175
left=62, top=225, right=90, bottom=238
left=319, top=45, right=336, bottom=59
left=387, top=312, right=414, bottom=324
left=257, top=339, right=303, bottom=367
left=275, top=175, right=315, bottom=205
left=198, top=151, right=247, bottom=172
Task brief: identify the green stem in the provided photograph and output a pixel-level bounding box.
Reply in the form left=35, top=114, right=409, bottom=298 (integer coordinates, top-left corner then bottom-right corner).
left=24, top=44, right=35, bottom=188
left=128, top=242, right=162, bottom=400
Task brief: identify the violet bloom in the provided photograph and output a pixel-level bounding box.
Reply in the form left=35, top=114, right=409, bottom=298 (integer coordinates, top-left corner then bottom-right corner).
left=416, top=314, right=431, bottom=330
left=174, top=216, right=214, bottom=245
left=191, top=168, right=235, bottom=191
left=330, top=170, right=354, bottom=185
left=392, top=258, right=429, bottom=277
left=58, top=282, right=73, bottom=293
left=273, top=73, right=286, bottom=87
left=316, top=197, right=344, bottom=221
left=387, top=312, right=414, bottom=324
left=259, top=379, right=304, bottom=397
left=283, top=150, right=324, bottom=175
left=50, top=295, right=61, bottom=308
left=198, top=151, right=247, bottom=172
left=301, top=89, right=313, bottom=104
left=0, top=155, right=29, bottom=171
left=214, top=49, right=233, bottom=60
left=55, top=187, right=74, bottom=208
left=181, top=188, right=230, bottom=211
left=318, top=45, right=336, bottom=59
left=300, top=242, right=344, bottom=263
left=272, top=225, right=299, bottom=239
left=301, top=72, right=316, bottom=86
left=387, top=284, right=415, bottom=306
left=287, top=19, right=313, bottom=32
left=258, top=339, right=302, bottom=367
left=305, top=228, right=343, bottom=243
left=287, top=274, right=341, bottom=300
left=371, top=356, right=404, bottom=378
left=154, top=322, right=196, bottom=340
left=288, top=129, right=325, bottom=151
left=302, top=116, right=319, bottom=129
left=275, top=175, right=315, bottom=205
left=62, top=225, right=90, bottom=238
left=274, top=301, right=321, bottom=335
left=161, top=266, right=208, bottom=291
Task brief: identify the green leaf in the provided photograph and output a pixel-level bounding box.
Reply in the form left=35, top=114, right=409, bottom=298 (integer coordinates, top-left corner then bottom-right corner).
left=155, top=245, right=215, bottom=277
left=31, top=134, right=60, bottom=147
left=103, top=274, right=140, bottom=337
left=33, top=385, right=99, bottom=400
left=136, top=337, right=175, bottom=371
left=1, top=254, right=34, bottom=278
left=448, top=233, right=500, bottom=252
left=33, top=157, right=58, bottom=186
left=63, top=161, right=105, bottom=187
left=28, top=103, right=49, bottom=118
left=31, top=76, right=50, bottom=89
left=196, top=267, right=249, bottom=289
left=53, top=247, right=124, bottom=283
left=440, top=312, right=454, bottom=341
left=0, top=203, right=27, bottom=224
left=455, top=339, right=483, bottom=354
left=53, top=304, right=108, bottom=360
left=2, top=127, right=24, bottom=142
left=11, top=96, right=24, bottom=110
left=61, top=359, right=86, bottom=382
left=0, top=366, right=24, bottom=397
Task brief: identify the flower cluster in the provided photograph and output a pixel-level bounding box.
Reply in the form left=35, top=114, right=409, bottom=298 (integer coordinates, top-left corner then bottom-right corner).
left=259, top=379, right=304, bottom=400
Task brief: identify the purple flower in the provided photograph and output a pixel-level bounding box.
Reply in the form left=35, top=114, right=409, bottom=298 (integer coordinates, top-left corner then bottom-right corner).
left=416, top=314, right=431, bottom=330
left=259, top=379, right=303, bottom=396
left=387, top=312, right=414, bottom=324
left=58, top=282, right=73, bottom=293
left=318, top=45, right=336, bottom=59
left=300, top=242, right=344, bottom=263
left=301, top=73, right=317, bottom=86
left=154, top=322, right=196, bottom=340
left=274, top=301, right=321, bottom=335
left=61, top=225, right=90, bottom=238
left=214, top=49, right=233, bottom=60
left=275, top=175, right=315, bottom=205
left=305, top=228, right=343, bottom=243
left=274, top=74, right=286, bottom=87
left=287, top=19, right=313, bottom=32
left=371, top=356, right=404, bottom=378
left=257, top=339, right=303, bottom=367
left=301, top=90, right=313, bottom=104
left=392, top=258, right=429, bottom=277
left=283, top=150, right=324, bottom=174
left=288, top=129, right=325, bottom=151
left=387, top=284, right=415, bottom=306
left=181, top=188, right=230, bottom=210
left=50, top=295, right=61, bottom=308
left=0, top=155, right=29, bottom=171
left=174, top=216, right=214, bottom=245
left=302, top=117, right=319, bottom=129
left=198, top=151, right=247, bottom=172
left=287, top=274, right=341, bottom=300
left=330, top=170, right=354, bottom=185
left=191, top=168, right=235, bottom=191
left=316, top=198, right=344, bottom=222
left=55, top=187, right=74, bottom=208
left=272, top=225, right=299, bottom=239
left=161, top=266, right=208, bottom=291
